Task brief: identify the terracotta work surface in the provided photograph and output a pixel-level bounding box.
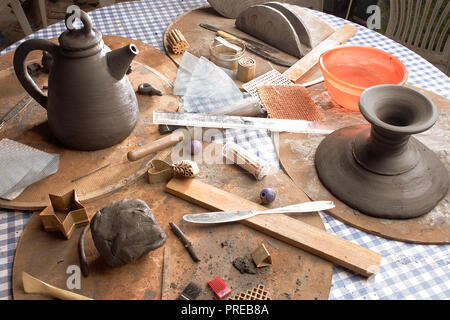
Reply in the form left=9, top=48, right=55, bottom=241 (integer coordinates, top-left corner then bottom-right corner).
left=162, top=5, right=331, bottom=88
left=278, top=83, right=450, bottom=244
left=13, top=164, right=333, bottom=300
left=0, top=35, right=180, bottom=210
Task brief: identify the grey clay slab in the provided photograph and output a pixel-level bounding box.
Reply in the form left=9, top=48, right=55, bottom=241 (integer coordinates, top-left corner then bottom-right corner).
left=207, top=0, right=323, bottom=19
left=235, top=5, right=304, bottom=58
left=264, top=1, right=312, bottom=49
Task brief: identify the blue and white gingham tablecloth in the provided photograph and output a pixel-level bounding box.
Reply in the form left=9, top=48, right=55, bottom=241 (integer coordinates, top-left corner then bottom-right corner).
left=1, top=0, right=449, bottom=300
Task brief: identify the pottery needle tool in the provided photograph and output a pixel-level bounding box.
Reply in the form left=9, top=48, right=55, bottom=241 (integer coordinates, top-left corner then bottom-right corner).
left=22, top=272, right=93, bottom=300
left=0, top=95, right=33, bottom=131
left=161, top=246, right=171, bottom=300
left=169, top=222, right=200, bottom=262
left=71, top=162, right=111, bottom=182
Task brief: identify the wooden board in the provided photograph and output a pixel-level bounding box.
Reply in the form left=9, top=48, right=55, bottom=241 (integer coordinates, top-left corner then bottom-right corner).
left=13, top=162, right=333, bottom=300
left=0, top=35, right=180, bottom=210
left=162, top=5, right=334, bottom=89
left=166, top=178, right=382, bottom=277
left=283, top=24, right=359, bottom=82
left=278, top=83, right=450, bottom=244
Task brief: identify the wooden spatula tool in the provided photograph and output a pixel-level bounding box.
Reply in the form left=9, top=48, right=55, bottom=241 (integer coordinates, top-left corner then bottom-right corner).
left=22, top=272, right=93, bottom=300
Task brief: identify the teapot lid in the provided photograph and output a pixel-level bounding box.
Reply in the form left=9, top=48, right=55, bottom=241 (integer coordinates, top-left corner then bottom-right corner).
left=58, top=10, right=102, bottom=52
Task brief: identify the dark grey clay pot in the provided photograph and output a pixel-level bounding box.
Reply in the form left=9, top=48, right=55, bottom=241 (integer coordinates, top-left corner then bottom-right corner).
left=13, top=10, right=139, bottom=150
left=315, top=85, right=449, bottom=219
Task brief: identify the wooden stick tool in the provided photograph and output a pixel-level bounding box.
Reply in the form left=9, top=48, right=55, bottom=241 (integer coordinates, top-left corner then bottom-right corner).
left=127, top=129, right=185, bottom=162
left=169, top=222, right=201, bottom=262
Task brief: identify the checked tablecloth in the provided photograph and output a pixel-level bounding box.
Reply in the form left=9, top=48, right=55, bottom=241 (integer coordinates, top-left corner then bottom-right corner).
left=1, top=0, right=449, bottom=300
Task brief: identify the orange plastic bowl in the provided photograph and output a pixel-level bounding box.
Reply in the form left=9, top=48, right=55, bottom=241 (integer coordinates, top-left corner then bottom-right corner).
left=319, top=46, right=408, bottom=112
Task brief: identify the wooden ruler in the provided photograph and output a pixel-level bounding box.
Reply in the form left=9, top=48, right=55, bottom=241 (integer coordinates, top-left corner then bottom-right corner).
left=166, top=178, right=382, bottom=277
left=283, top=24, right=359, bottom=83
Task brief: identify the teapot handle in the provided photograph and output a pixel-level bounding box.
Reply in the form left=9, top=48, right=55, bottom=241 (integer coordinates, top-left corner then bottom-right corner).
left=65, top=8, right=93, bottom=35
left=13, top=39, right=59, bottom=109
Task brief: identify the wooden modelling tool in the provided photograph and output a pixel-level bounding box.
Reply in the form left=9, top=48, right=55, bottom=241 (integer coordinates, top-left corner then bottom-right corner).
left=283, top=24, right=359, bottom=82
left=166, top=178, right=382, bottom=277
left=22, top=272, right=93, bottom=300
left=166, top=29, right=189, bottom=55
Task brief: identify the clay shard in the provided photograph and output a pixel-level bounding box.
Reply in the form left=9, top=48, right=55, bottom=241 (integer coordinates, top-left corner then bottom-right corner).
left=235, top=4, right=303, bottom=58
left=90, top=199, right=167, bottom=267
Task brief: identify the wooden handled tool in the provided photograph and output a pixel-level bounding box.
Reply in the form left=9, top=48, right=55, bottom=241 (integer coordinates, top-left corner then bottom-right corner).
left=216, top=30, right=239, bottom=41
left=127, top=129, right=185, bottom=162
left=283, top=24, right=359, bottom=83
left=22, top=272, right=93, bottom=300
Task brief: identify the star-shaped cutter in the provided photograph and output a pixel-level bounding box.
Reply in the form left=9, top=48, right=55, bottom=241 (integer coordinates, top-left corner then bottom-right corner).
left=39, top=189, right=89, bottom=239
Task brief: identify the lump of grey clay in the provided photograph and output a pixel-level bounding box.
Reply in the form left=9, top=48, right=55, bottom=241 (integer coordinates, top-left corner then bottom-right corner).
left=232, top=257, right=257, bottom=274
left=90, top=199, right=167, bottom=267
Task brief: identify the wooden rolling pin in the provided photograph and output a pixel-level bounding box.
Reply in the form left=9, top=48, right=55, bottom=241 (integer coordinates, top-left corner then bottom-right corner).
left=22, top=272, right=93, bottom=300
left=127, top=129, right=185, bottom=162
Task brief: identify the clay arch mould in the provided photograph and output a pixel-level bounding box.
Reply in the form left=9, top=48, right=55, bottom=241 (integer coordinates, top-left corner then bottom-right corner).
left=314, top=85, right=449, bottom=219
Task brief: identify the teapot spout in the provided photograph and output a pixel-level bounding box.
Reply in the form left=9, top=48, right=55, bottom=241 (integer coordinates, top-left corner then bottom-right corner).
left=107, top=44, right=139, bottom=80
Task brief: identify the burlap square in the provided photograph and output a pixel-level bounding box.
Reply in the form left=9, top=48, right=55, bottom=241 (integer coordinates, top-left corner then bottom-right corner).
left=257, top=85, right=325, bottom=121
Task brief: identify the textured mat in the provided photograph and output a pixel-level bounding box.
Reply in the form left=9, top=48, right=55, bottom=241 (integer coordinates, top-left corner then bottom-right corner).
left=257, top=84, right=325, bottom=121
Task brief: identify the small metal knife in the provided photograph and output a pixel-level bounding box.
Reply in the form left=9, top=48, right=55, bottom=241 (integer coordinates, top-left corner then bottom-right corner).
left=183, top=201, right=335, bottom=224
left=245, top=44, right=293, bottom=67
left=199, top=23, right=278, bottom=53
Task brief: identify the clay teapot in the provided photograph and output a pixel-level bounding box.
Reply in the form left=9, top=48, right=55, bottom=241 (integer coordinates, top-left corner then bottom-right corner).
left=13, top=10, right=139, bottom=150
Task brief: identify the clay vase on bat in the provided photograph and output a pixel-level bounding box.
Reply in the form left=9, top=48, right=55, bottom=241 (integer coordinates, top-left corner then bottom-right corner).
left=13, top=10, right=139, bottom=150
left=315, top=85, right=448, bottom=219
